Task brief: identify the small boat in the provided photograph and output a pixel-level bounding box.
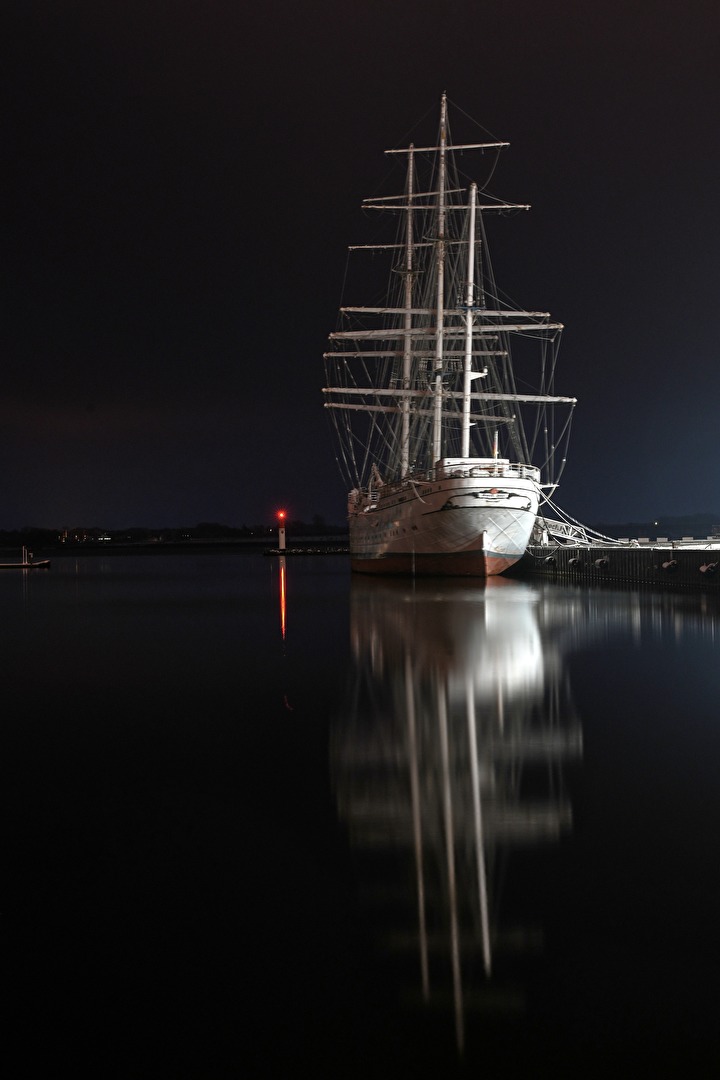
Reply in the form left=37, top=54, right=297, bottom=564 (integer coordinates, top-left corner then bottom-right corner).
left=0, top=545, right=51, bottom=570
left=323, top=93, right=576, bottom=577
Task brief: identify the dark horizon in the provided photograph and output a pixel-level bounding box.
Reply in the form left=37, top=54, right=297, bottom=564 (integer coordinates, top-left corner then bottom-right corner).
left=3, top=511, right=719, bottom=550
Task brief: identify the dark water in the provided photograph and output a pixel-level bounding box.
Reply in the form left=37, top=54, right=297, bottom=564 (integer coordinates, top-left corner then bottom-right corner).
left=5, top=554, right=720, bottom=1077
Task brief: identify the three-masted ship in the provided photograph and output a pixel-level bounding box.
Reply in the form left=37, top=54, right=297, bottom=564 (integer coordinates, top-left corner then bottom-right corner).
left=323, top=94, right=576, bottom=576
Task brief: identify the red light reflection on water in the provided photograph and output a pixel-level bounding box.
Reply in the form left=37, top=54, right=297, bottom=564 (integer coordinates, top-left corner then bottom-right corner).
left=279, top=556, right=287, bottom=640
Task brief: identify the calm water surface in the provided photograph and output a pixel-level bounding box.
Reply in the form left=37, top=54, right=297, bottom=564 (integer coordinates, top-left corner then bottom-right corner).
left=6, top=554, right=720, bottom=1077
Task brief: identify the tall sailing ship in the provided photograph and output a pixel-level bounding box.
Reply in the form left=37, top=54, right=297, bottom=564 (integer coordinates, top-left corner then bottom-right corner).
left=323, top=94, right=576, bottom=576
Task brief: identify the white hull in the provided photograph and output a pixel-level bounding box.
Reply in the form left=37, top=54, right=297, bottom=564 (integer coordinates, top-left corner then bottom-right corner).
left=348, top=462, right=540, bottom=577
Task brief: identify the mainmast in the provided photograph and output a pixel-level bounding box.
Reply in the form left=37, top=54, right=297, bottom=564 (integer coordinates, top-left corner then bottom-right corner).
left=401, top=146, right=415, bottom=477
left=432, top=95, right=449, bottom=465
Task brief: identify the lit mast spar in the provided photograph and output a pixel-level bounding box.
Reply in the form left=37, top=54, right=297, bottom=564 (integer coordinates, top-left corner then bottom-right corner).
left=462, top=182, right=477, bottom=458
left=401, top=145, right=415, bottom=478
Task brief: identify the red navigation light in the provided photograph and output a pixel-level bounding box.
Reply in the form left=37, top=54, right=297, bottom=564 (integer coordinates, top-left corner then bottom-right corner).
left=277, top=509, right=286, bottom=521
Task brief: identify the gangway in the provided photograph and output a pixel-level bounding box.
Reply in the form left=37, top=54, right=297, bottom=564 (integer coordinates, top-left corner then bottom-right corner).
left=533, top=510, right=635, bottom=548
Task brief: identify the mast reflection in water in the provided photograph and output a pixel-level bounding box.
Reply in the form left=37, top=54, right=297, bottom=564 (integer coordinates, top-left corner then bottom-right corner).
left=331, top=577, right=582, bottom=1052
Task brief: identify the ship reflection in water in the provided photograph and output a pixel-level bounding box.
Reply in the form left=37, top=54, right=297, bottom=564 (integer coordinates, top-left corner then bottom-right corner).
left=331, top=577, right=582, bottom=1052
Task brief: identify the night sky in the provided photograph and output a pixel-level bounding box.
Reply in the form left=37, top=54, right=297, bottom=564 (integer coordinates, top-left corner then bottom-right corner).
left=3, top=1, right=719, bottom=530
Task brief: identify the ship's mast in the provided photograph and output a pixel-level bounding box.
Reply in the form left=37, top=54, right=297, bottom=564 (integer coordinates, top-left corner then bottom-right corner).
left=432, top=94, right=448, bottom=465
left=323, top=97, right=577, bottom=492
left=401, top=146, right=415, bottom=477
left=461, top=182, right=477, bottom=457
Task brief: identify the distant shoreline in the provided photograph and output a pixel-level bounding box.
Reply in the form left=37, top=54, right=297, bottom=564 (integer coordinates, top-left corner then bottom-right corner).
left=0, top=536, right=350, bottom=558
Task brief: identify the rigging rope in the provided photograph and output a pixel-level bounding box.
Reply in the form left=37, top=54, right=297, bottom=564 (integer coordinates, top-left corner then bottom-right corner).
left=537, top=495, right=632, bottom=546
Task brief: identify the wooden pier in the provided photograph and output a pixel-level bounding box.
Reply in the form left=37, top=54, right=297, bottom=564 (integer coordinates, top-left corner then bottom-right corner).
left=516, top=540, right=720, bottom=588
left=263, top=546, right=348, bottom=557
